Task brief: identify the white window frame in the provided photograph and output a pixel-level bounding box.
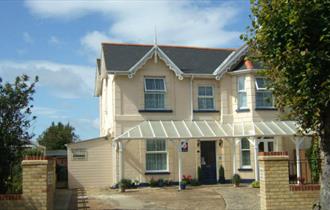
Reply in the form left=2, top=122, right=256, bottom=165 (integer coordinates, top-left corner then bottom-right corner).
left=145, top=139, right=169, bottom=173
left=144, top=77, right=166, bottom=110
left=255, top=77, right=274, bottom=108
left=257, top=137, right=275, bottom=152
left=237, top=76, right=248, bottom=109
left=71, top=149, right=87, bottom=161
left=197, top=85, right=215, bottom=110
left=240, top=138, right=251, bottom=168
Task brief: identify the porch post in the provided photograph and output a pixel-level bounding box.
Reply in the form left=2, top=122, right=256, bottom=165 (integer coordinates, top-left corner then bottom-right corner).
left=254, top=139, right=259, bottom=181
left=118, top=141, right=125, bottom=181
left=178, top=140, right=183, bottom=190
left=232, top=138, right=239, bottom=175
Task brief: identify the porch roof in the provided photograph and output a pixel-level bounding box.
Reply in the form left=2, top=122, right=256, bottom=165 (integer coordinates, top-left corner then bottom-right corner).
left=114, top=120, right=304, bottom=141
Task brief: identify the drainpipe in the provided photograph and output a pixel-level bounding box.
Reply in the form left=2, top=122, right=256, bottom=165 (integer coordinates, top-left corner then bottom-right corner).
left=118, top=141, right=125, bottom=181
left=190, top=76, right=194, bottom=121
left=254, top=138, right=259, bottom=181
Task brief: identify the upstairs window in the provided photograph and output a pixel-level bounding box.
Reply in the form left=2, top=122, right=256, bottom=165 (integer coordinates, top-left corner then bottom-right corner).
left=237, top=76, right=247, bottom=109
left=198, top=86, right=214, bottom=110
left=146, top=139, right=168, bottom=172
left=255, top=77, right=274, bottom=108
left=144, top=78, right=166, bottom=110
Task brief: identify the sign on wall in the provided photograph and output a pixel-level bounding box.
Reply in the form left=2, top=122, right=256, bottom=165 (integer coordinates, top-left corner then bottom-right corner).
left=181, top=140, right=188, bottom=152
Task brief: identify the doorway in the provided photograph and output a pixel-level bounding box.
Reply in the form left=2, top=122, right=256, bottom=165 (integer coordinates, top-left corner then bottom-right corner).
left=200, top=141, right=217, bottom=184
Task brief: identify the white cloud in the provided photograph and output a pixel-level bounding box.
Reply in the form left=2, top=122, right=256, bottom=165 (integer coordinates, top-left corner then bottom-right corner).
left=0, top=60, right=94, bottom=99
left=23, top=32, right=33, bottom=44
left=25, top=0, right=244, bottom=59
left=80, top=31, right=110, bottom=60
left=49, top=36, right=60, bottom=45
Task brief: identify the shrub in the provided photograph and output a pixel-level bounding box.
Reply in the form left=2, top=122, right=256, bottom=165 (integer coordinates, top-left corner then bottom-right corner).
left=149, top=178, right=158, bottom=187
left=190, top=178, right=200, bottom=186
left=118, top=179, right=132, bottom=191
left=157, top=179, right=165, bottom=187
left=219, top=165, right=225, bottom=184
left=23, top=148, right=44, bottom=157
left=251, top=181, right=260, bottom=188
left=232, top=174, right=241, bottom=186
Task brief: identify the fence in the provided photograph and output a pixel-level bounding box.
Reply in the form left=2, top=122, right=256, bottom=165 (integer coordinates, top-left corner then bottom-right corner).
left=288, top=159, right=321, bottom=184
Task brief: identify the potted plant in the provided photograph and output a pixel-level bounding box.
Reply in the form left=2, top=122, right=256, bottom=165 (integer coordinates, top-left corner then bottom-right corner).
left=232, top=174, right=241, bottom=187
left=180, top=180, right=187, bottom=190
left=219, top=165, right=226, bottom=184
left=118, top=179, right=131, bottom=192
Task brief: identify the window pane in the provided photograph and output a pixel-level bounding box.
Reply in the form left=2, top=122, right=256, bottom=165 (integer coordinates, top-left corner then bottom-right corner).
left=145, top=78, right=165, bottom=91
left=145, top=93, right=165, bottom=109
left=198, top=86, right=213, bottom=96
left=259, top=142, right=264, bottom=152
left=242, top=151, right=251, bottom=166
left=146, top=153, right=167, bottom=171
left=268, top=142, right=274, bottom=152
left=256, top=91, right=273, bottom=108
left=238, top=92, right=247, bottom=108
left=241, top=138, right=250, bottom=149
left=256, top=78, right=266, bottom=89
left=147, top=139, right=166, bottom=151
left=238, top=77, right=245, bottom=91
left=198, top=98, right=214, bottom=110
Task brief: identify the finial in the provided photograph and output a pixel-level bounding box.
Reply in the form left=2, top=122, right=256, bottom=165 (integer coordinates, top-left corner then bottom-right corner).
left=154, top=25, right=157, bottom=46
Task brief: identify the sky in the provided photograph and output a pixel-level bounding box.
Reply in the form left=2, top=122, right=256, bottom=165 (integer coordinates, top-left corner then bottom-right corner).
left=0, top=0, right=251, bottom=141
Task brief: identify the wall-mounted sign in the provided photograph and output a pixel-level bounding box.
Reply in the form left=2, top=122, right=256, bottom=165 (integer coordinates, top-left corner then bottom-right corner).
left=181, top=140, right=188, bottom=152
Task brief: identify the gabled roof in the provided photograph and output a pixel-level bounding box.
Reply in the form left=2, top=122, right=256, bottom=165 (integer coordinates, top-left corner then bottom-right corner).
left=102, top=43, right=235, bottom=75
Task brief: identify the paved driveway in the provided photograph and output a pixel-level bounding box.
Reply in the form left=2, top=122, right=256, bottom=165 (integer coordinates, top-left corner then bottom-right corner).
left=78, top=184, right=259, bottom=210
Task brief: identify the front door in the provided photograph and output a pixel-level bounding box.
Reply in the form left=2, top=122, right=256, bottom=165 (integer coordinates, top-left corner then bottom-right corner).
left=200, top=141, right=217, bottom=184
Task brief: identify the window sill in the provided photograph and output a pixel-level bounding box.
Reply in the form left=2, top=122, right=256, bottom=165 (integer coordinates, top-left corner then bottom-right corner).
left=255, top=107, right=277, bottom=111
left=139, top=109, right=173, bottom=113
left=145, top=171, right=170, bottom=175
left=238, top=168, right=253, bottom=172
left=236, top=108, right=250, bottom=112
left=193, top=110, right=220, bottom=113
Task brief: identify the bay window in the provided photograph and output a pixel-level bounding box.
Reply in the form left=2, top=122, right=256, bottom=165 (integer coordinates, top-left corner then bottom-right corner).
left=255, top=77, right=274, bottom=108
left=237, top=76, right=247, bottom=110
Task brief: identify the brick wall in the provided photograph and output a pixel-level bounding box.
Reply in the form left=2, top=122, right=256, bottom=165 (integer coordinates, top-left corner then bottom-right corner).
left=0, top=158, right=56, bottom=210
left=259, top=152, right=319, bottom=210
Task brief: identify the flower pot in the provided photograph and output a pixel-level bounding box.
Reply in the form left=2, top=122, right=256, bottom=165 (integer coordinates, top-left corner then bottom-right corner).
left=180, top=183, right=186, bottom=190
left=234, top=183, right=240, bottom=187
left=119, top=187, right=126, bottom=192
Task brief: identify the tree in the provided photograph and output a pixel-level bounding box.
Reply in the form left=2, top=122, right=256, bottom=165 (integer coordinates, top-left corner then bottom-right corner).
left=243, top=0, right=330, bottom=208
left=37, top=122, right=78, bottom=150
left=0, top=75, right=38, bottom=193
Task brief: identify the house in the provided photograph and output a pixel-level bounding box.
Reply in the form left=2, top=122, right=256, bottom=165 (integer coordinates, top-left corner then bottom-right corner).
left=67, top=42, right=311, bottom=189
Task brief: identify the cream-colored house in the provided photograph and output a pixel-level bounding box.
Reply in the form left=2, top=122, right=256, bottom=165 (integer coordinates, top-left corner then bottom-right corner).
left=67, top=43, right=311, bottom=189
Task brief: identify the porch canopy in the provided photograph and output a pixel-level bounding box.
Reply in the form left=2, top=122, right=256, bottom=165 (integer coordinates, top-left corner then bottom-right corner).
left=114, top=120, right=308, bottom=188
left=114, top=120, right=300, bottom=141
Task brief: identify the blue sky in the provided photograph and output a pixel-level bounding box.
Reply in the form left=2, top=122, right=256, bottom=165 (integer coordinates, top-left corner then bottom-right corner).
left=0, top=0, right=251, bottom=141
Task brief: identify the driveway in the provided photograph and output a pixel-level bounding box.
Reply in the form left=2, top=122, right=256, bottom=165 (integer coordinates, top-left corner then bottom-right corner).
left=77, top=184, right=259, bottom=210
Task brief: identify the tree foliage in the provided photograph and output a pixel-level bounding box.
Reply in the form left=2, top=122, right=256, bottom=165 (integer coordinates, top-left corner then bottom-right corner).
left=37, top=122, right=78, bottom=150
left=243, top=0, right=330, bottom=208
left=0, top=75, right=38, bottom=193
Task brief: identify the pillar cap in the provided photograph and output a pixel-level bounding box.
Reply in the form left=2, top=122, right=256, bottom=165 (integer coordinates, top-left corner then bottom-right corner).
left=22, top=160, right=48, bottom=165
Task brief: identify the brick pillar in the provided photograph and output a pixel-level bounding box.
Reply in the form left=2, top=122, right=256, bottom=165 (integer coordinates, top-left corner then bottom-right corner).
left=259, top=152, right=289, bottom=210
left=22, top=160, right=51, bottom=210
